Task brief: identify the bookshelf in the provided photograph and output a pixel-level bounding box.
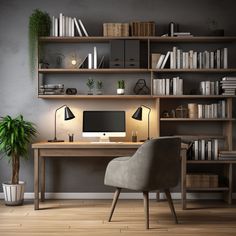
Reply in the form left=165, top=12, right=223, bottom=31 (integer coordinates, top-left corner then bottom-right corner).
left=38, top=35, right=236, bottom=207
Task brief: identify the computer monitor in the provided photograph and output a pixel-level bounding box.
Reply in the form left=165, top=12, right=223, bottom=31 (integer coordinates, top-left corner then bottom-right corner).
left=83, top=111, right=126, bottom=142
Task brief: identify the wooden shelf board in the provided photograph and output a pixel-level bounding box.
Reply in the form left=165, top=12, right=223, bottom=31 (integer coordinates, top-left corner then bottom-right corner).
left=39, top=36, right=150, bottom=43
left=39, top=36, right=236, bottom=43
left=186, top=187, right=229, bottom=191
left=38, top=68, right=149, bottom=73
left=187, top=160, right=236, bottom=164
left=153, top=95, right=236, bottom=99
left=38, top=95, right=153, bottom=99
left=151, top=69, right=236, bottom=73
left=149, top=36, right=236, bottom=43
left=160, top=118, right=235, bottom=121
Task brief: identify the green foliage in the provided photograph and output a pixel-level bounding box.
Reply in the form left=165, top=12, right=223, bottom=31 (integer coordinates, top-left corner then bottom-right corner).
left=0, top=115, right=37, bottom=159
left=86, top=79, right=95, bottom=89
left=117, top=80, right=125, bottom=89
left=29, top=9, right=51, bottom=77
left=96, top=80, right=103, bottom=90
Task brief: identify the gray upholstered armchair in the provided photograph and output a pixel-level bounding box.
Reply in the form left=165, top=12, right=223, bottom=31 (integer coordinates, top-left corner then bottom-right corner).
left=104, top=137, right=181, bottom=229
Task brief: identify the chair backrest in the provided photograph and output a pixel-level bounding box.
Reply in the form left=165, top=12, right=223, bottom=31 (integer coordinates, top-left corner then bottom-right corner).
left=129, top=137, right=181, bottom=191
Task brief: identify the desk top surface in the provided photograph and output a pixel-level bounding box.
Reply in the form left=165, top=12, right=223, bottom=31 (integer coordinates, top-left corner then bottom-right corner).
left=32, top=142, right=143, bottom=149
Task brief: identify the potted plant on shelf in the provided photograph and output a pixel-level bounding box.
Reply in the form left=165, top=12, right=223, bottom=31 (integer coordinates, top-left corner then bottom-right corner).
left=96, top=80, right=103, bottom=95
left=0, top=115, right=37, bottom=206
left=117, top=80, right=125, bottom=95
left=29, top=9, right=51, bottom=76
left=86, top=78, right=95, bottom=95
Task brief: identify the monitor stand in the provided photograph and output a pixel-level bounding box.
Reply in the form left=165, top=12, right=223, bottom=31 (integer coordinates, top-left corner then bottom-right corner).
left=99, top=136, right=110, bottom=142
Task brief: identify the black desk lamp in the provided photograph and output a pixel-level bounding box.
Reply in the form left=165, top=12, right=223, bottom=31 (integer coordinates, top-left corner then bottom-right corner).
left=132, top=105, right=151, bottom=141
left=48, top=105, right=75, bottom=142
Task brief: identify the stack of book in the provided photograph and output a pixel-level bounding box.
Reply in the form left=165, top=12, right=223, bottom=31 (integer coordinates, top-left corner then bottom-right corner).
left=39, top=84, right=64, bottom=95
left=152, top=77, right=183, bottom=95
left=221, top=77, right=236, bottom=95
left=200, top=80, right=221, bottom=95
left=219, top=151, right=236, bottom=160
left=131, top=21, right=155, bottom=36
left=153, top=47, right=228, bottom=69
left=197, top=100, right=226, bottom=118
left=191, top=139, right=219, bottom=161
left=51, top=13, right=89, bottom=37
left=103, top=23, right=129, bottom=37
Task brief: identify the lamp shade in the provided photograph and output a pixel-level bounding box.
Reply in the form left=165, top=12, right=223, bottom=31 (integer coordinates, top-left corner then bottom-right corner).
left=64, top=106, right=75, bottom=120
left=132, top=107, right=142, bottom=120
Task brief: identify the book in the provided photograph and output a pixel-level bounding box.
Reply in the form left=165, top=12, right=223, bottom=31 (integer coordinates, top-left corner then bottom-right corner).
left=59, top=13, right=63, bottom=36
left=55, top=18, right=58, bottom=37
left=194, top=140, right=199, bottom=160
left=156, top=54, right=165, bottom=69
left=98, top=56, right=105, bottom=68
left=93, top=47, right=97, bottom=69
left=74, top=18, right=82, bottom=36
left=78, top=19, right=89, bottom=36
left=207, top=140, right=212, bottom=160
left=151, top=53, right=162, bottom=69
left=213, top=139, right=219, bottom=160
left=161, top=51, right=171, bottom=69
left=88, top=53, right=92, bottom=69
left=201, top=139, right=206, bottom=160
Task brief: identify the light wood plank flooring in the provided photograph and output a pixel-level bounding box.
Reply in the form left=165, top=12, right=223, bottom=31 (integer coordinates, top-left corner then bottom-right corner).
left=0, top=199, right=236, bottom=236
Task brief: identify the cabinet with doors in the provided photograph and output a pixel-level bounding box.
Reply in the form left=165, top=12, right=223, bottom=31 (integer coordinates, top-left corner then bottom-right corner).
left=38, top=36, right=236, bottom=207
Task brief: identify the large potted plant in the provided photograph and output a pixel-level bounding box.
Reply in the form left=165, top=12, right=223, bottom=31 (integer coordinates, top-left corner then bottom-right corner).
left=29, top=9, right=51, bottom=76
left=0, top=115, right=37, bottom=206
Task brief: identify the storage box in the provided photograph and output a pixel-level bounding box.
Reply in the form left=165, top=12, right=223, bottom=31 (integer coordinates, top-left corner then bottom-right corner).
left=186, top=174, right=218, bottom=188
left=103, top=23, right=129, bottom=37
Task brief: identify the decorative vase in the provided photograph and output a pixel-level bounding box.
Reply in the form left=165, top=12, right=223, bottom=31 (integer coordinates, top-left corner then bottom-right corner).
left=2, top=181, right=25, bottom=206
left=87, top=89, right=94, bottom=95
left=117, top=88, right=125, bottom=95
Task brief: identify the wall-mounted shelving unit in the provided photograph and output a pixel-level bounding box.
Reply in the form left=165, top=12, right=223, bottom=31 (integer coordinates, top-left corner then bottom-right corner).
left=38, top=35, right=236, bottom=208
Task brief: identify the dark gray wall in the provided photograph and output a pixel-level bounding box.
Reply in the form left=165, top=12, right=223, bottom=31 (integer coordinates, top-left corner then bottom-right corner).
left=0, top=0, right=236, bottom=193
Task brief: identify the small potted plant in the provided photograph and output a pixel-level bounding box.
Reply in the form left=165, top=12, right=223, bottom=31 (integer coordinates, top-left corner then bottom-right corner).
left=96, top=80, right=103, bottom=95
left=0, top=115, right=37, bottom=206
left=117, top=80, right=125, bottom=95
left=86, top=78, right=95, bottom=95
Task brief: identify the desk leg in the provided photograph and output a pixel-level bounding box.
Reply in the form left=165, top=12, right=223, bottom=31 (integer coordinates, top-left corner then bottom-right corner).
left=181, top=149, right=187, bottom=210
left=40, top=157, right=45, bottom=202
left=34, top=149, right=39, bottom=210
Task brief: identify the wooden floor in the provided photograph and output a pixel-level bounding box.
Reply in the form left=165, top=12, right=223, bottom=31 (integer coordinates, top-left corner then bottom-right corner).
left=0, top=199, right=236, bottom=236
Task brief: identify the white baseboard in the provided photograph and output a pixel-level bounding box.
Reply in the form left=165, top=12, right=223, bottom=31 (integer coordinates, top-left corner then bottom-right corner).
left=0, top=192, right=236, bottom=200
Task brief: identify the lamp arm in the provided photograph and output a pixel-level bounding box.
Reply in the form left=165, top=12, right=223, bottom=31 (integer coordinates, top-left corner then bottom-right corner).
left=54, top=105, right=67, bottom=140
left=141, top=105, right=151, bottom=140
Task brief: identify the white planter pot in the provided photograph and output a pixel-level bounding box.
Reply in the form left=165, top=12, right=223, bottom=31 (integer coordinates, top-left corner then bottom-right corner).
left=117, top=88, right=125, bottom=95
left=2, top=181, right=25, bottom=206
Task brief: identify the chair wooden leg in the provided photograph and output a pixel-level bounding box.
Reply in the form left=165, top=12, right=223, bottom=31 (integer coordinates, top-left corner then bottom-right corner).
left=143, top=191, right=149, bottom=229
left=164, top=189, right=178, bottom=224
left=108, top=188, right=121, bottom=222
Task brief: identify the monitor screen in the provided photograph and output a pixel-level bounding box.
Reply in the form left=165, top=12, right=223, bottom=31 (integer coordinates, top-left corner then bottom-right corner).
left=83, top=111, right=125, bottom=133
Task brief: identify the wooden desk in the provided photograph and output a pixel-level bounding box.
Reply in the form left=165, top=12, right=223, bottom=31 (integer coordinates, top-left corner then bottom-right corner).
left=32, top=142, right=142, bottom=210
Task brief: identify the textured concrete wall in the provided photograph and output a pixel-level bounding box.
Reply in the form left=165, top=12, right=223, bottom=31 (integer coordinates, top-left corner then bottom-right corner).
left=0, top=0, right=236, bottom=193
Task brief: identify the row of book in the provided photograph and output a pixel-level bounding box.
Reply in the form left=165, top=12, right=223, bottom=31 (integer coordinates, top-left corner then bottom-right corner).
left=39, top=84, right=64, bottom=95
left=51, top=13, right=89, bottom=37
left=131, top=21, right=155, bottom=36
left=190, top=139, right=219, bottom=161
left=197, top=100, right=226, bottom=119
left=221, top=77, right=236, bottom=95
left=218, top=151, right=236, bottom=160
left=103, top=23, right=129, bottom=37
left=153, top=77, right=183, bottom=95
left=152, top=47, right=228, bottom=69
left=200, top=80, right=221, bottom=95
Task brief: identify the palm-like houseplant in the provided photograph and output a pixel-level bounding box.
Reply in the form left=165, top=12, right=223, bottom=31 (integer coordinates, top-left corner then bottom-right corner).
left=0, top=115, right=37, bottom=205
